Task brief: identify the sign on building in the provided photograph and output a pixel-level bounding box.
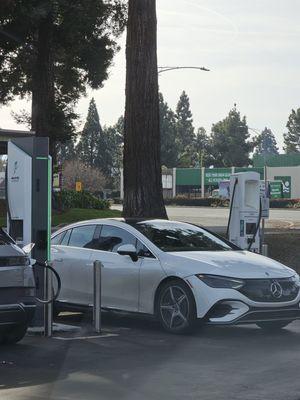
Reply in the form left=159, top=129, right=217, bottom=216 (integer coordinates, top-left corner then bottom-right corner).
left=274, top=176, right=291, bottom=198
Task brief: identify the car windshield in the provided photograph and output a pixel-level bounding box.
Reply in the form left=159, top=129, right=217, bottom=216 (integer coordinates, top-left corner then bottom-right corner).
left=131, top=221, right=234, bottom=252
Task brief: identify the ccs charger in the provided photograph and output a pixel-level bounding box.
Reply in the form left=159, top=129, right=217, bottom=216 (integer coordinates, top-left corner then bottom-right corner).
left=228, top=172, right=261, bottom=253
left=6, top=137, right=52, bottom=328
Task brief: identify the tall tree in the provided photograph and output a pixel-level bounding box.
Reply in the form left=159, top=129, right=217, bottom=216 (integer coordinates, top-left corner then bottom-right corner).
left=175, top=91, right=195, bottom=154
left=284, top=108, right=300, bottom=153
left=177, top=127, right=210, bottom=168
left=254, top=127, right=279, bottom=156
left=123, top=0, right=167, bottom=218
left=0, top=0, right=126, bottom=159
left=102, top=116, right=124, bottom=189
left=159, top=93, right=179, bottom=167
left=210, top=107, right=252, bottom=167
left=77, top=98, right=108, bottom=171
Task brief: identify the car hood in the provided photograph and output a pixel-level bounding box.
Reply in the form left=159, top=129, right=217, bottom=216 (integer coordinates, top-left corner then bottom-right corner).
left=161, top=250, right=295, bottom=279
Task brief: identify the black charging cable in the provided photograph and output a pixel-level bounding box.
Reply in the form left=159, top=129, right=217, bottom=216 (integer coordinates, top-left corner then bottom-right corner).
left=247, top=198, right=262, bottom=251
left=33, top=261, right=61, bottom=304
left=226, top=178, right=238, bottom=239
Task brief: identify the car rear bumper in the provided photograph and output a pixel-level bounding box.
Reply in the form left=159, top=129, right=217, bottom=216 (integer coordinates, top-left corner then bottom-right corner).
left=0, top=303, right=36, bottom=327
left=205, top=300, right=300, bottom=325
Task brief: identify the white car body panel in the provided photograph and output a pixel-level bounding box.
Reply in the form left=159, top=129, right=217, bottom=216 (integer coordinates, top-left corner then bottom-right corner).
left=51, top=218, right=300, bottom=325
left=89, top=249, right=141, bottom=311
left=159, top=251, right=295, bottom=280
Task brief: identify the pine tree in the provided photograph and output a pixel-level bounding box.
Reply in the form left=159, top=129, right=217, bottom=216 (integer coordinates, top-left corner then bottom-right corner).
left=159, top=93, right=179, bottom=167
left=210, top=107, right=252, bottom=167
left=178, top=127, right=212, bottom=167
left=175, top=91, right=195, bottom=154
left=284, top=108, right=300, bottom=153
left=254, top=127, right=279, bottom=156
left=0, top=0, right=126, bottom=158
left=77, top=98, right=103, bottom=169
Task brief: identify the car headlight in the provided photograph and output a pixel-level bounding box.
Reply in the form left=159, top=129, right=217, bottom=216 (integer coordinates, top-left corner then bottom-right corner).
left=291, top=274, right=300, bottom=287
left=196, top=274, right=245, bottom=289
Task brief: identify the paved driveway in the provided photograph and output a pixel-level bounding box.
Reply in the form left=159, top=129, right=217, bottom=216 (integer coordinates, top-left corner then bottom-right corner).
left=113, top=205, right=300, bottom=230
left=1, top=314, right=300, bottom=400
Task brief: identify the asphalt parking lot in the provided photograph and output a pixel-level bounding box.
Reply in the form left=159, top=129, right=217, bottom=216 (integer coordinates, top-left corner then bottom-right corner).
left=1, top=313, right=300, bottom=400
left=112, top=205, right=300, bottom=231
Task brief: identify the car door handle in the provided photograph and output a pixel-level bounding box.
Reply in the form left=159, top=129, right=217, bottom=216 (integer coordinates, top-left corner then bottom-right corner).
left=54, top=258, right=63, bottom=262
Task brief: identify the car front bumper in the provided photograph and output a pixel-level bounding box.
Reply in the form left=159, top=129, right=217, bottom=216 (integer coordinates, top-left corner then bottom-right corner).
left=185, top=275, right=300, bottom=325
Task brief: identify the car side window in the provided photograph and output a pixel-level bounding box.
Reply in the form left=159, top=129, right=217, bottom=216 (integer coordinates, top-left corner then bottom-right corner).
left=51, top=231, right=66, bottom=245
left=60, top=229, right=71, bottom=246
left=68, top=225, right=96, bottom=249
left=97, top=225, right=136, bottom=253
left=136, top=240, right=155, bottom=259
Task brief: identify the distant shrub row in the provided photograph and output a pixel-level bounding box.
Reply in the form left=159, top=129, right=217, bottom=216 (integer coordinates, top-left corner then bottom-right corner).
left=53, top=190, right=110, bottom=210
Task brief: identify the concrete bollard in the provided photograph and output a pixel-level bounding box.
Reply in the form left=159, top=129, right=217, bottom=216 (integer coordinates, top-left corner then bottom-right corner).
left=261, top=244, right=268, bottom=257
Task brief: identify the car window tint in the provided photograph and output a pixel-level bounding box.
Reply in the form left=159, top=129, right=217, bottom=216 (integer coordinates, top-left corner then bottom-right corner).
left=68, top=225, right=96, bottom=248
left=133, top=221, right=233, bottom=252
left=136, top=240, right=155, bottom=258
left=97, top=225, right=136, bottom=252
left=51, top=231, right=66, bottom=245
left=60, top=229, right=71, bottom=246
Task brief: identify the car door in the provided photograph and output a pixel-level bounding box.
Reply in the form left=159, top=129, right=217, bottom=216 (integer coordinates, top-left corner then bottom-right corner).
left=51, top=225, right=96, bottom=305
left=87, top=224, right=141, bottom=312
left=135, top=240, right=166, bottom=315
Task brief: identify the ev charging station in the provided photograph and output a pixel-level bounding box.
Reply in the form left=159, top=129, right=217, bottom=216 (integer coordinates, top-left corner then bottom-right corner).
left=5, top=135, right=54, bottom=334
left=227, top=172, right=262, bottom=253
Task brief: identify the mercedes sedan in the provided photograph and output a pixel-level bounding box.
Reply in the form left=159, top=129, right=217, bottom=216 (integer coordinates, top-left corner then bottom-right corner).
left=51, top=219, right=300, bottom=334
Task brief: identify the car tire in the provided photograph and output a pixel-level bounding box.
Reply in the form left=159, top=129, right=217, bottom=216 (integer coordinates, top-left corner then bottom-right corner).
left=156, top=279, right=197, bottom=334
left=256, top=320, right=292, bottom=331
left=1, top=323, right=28, bottom=345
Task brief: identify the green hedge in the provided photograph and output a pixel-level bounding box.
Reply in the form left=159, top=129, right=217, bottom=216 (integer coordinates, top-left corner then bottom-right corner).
left=164, top=196, right=300, bottom=208
left=270, top=198, right=300, bottom=208
left=53, top=190, right=110, bottom=210
left=164, top=197, right=218, bottom=207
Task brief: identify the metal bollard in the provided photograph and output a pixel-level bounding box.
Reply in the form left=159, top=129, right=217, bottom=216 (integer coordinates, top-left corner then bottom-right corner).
left=93, top=260, right=103, bottom=334
left=261, top=244, right=268, bottom=257
left=44, top=261, right=53, bottom=337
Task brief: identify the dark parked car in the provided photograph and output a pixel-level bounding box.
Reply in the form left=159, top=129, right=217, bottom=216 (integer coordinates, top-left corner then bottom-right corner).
left=0, top=228, right=36, bottom=344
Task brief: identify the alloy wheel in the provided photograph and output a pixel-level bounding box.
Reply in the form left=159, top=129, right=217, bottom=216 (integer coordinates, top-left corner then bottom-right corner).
left=160, top=285, right=190, bottom=330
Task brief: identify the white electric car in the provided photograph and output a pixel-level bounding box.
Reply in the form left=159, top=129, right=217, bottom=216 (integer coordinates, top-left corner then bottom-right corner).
left=51, top=219, right=300, bottom=334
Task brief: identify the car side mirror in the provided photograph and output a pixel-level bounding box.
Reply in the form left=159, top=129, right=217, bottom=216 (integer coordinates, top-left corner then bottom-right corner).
left=22, top=243, right=35, bottom=254
left=117, top=244, right=138, bottom=262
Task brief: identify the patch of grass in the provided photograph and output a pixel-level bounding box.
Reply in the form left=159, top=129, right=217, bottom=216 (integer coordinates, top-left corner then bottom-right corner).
left=52, top=208, right=122, bottom=227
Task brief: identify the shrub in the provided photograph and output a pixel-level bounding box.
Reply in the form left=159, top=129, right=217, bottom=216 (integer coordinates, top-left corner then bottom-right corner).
left=53, top=190, right=110, bottom=211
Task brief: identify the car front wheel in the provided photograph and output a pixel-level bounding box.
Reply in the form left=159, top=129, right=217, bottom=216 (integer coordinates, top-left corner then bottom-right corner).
left=256, top=320, right=292, bottom=331
left=157, top=280, right=197, bottom=334
left=0, top=323, right=28, bottom=345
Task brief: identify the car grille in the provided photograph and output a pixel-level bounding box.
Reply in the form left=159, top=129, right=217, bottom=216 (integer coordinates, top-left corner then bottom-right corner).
left=239, top=277, right=300, bottom=302
left=238, top=308, right=300, bottom=323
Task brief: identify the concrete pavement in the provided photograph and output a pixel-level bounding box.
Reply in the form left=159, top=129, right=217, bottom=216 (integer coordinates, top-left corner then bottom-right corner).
left=1, top=313, right=300, bottom=400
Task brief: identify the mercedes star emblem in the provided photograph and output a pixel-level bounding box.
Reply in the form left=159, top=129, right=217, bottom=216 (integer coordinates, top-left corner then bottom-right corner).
left=270, top=281, right=283, bottom=299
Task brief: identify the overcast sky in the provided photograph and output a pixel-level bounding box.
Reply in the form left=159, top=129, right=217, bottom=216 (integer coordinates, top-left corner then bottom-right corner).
left=1, top=0, right=300, bottom=150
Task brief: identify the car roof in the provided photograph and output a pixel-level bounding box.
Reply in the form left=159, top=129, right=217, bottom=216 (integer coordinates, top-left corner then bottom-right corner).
left=52, top=218, right=194, bottom=235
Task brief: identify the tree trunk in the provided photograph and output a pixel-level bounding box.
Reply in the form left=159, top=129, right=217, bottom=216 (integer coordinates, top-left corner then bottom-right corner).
left=123, top=0, right=167, bottom=219
left=31, top=10, right=56, bottom=162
